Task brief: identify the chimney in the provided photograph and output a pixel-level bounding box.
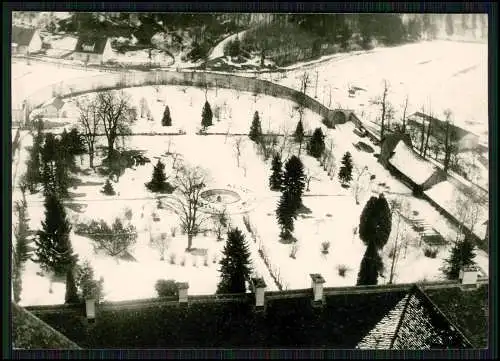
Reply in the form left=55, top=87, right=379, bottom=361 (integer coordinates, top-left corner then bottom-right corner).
left=85, top=298, right=96, bottom=321
left=176, top=282, right=189, bottom=303
left=251, top=277, right=267, bottom=308
left=459, top=265, right=479, bottom=286
left=310, top=273, right=326, bottom=303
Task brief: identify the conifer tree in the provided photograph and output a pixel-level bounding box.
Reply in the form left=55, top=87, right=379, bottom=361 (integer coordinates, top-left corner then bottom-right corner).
left=443, top=237, right=476, bottom=280
left=282, top=155, right=306, bottom=211
left=249, top=111, right=262, bottom=142
left=357, top=243, right=384, bottom=286
left=359, top=194, right=392, bottom=249
left=76, top=260, right=104, bottom=301
left=54, top=153, right=70, bottom=198
left=42, top=162, right=56, bottom=197
left=217, top=228, right=252, bottom=294
left=201, top=100, right=213, bottom=130
left=146, top=159, right=174, bottom=193
left=294, top=119, right=305, bottom=155
left=162, top=105, right=172, bottom=126
left=33, top=192, right=77, bottom=277
left=276, top=192, right=297, bottom=240
left=13, top=201, right=30, bottom=267
left=338, top=151, right=353, bottom=185
left=101, top=178, right=116, bottom=195
left=25, top=129, right=43, bottom=193
left=269, top=153, right=283, bottom=191
left=307, top=127, right=326, bottom=158
left=65, top=268, right=80, bottom=304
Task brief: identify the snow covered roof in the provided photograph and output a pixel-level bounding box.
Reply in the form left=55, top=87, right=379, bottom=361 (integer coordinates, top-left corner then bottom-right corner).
left=42, top=96, right=65, bottom=110
left=388, top=140, right=439, bottom=185
left=424, top=181, right=489, bottom=240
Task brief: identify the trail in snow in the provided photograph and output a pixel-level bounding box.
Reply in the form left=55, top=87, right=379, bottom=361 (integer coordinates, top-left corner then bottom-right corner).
left=208, top=30, right=248, bottom=61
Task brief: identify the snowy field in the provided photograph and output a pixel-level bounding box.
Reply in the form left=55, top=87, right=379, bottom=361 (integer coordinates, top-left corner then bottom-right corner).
left=259, top=40, right=489, bottom=146
left=13, top=72, right=489, bottom=305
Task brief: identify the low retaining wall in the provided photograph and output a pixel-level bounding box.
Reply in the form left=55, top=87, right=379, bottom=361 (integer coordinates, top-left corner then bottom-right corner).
left=24, top=70, right=337, bottom=126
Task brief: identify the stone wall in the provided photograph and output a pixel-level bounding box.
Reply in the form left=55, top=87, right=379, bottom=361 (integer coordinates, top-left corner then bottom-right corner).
left=25, top=70, right=337, bottom=125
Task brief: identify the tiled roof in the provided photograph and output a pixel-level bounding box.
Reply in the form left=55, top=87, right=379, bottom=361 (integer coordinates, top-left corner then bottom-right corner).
left=423, top=284, right=488, bottom=348
left=74, top=35, right=109, bottom=54
left=12, top=303, right=81, bottom=350
left=27, top=288, right=408, bottom=348
left=391, top=286, right=472, bottom=349
left=12, top=26, right=37, bottom=46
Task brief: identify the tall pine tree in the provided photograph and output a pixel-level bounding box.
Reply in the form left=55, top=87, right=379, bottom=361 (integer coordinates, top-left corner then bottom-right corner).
left=201, top=100, right=213, bottom=130
left=249, top=111, right=262, bottom=142
left=359, top=194, right=392, bottom=250
left=269, top=153, right=283, bottom=191
left=33, top=192, right=77, bottom=277
left=276, top=192, right=297, bottom=240
left=294, top=119, right=305, bottom=143
left=162, top=105, right=172, bottom=126
left=443, top=237, right=476, bottom=280
left=282, top=155, right=306, bottom=211
left=338, top=151, right=353, bottom=185
left=146, top=159, right=174, bottom=193
left=217, top=228, right=252, bottom=294
left=65, top=267, right=80, bottom=304
left=357, top=243, right=384, bottom=286
left=307, top=127, right=325, bottom=158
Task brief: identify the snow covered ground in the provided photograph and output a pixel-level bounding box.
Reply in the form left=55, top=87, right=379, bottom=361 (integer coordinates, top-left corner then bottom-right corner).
left=13, top=72, right=489, bottom=305
left=257, top=40, right=488, bottom=146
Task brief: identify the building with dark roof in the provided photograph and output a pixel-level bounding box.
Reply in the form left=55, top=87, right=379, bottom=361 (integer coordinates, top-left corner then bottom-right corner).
left=72, top=35, right=113, bottom=64
left=20, top=271, right=487, bottom=350
left=12, top=26, right=42, bottom=55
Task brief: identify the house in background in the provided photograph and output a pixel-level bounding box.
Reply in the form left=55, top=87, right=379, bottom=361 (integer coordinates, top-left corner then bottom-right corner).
left=39, top=97, right=65, bottom=118
left=72, top=35, right=113, bottom=64
left=12, top=26, right=42, bottom=55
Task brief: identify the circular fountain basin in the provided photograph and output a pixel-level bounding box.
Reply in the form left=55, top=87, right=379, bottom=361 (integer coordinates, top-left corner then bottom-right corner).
left=200, top=189, right=241, bottom=205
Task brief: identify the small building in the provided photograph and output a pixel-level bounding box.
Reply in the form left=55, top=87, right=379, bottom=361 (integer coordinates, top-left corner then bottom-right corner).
left=72, top=35, right=113, bottom=64
left=39, top=97, right=65, bottom=118
left=12, top=26, right=43, bottom=55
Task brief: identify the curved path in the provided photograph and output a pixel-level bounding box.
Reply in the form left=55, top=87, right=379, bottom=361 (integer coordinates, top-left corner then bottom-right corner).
left=207, top=29, right=248, bottom=61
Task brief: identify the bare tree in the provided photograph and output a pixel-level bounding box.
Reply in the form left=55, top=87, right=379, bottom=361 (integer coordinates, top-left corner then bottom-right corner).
left=419, top=106, right=427, bottom=155
left=387, top=197, right=411, bottom=284
left=378, top=80, right=390, bottom=140
left=443, top=109, right=456, bottom=173
left=224, top=122, right=232, bottom=144
left=353, top=165, right=369, bottom=205
left=88, top=218, right=137, bottom=260
left=76, top=96, right=100, bottom=168
left=305, top=168, right=321, bottom=192
left=96, top=90, right=135, bottom=159
left=171, top=165, right=209, bottom=251
left=212, top=207, right=229, bottom=241
left=453, top=186, right=486, bottom=243
left=233, top=136, right=244, bottom=168
left=300, top=71, right=311, bottom=95
left=139, top=97, right=148, bottom=118
left=151, top=232, right=170, bottom=261
left=423, top=109, right=434, bottom=159
left=401, top=94, right=409, bottom=133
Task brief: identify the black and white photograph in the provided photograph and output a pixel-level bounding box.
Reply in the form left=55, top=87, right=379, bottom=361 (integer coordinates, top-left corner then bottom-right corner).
left=8, top=8, right=493, bottom=354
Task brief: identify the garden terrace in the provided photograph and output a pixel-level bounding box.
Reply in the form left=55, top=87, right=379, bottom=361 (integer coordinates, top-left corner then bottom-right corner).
left=24, top=282, right=478, bottom=349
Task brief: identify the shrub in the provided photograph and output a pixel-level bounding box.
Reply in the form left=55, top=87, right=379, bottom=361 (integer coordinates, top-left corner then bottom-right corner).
left=203, top=255, right=209, bottom=267
left=170, top=226, right=177, bottom=238
left=180, top=256, right=186, bottom=266
left=321, top=241, right=330, bottom=254
left=212, top=254, right=218, bottom=264
left=424, top=247, right=438, bottom=258
left=155, top=279, right=178, bottom=298
left=101, top=179, right=116, bottom=196
left=169, top=253, right=176, bottom=265
left=289, top=242, right=298, bottom=259
left=124, top=207, right=133, bottom=221
left=337, top=264, right=348, bottom=277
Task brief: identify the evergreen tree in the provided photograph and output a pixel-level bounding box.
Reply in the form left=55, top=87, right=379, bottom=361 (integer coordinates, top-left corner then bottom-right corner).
left=307, top=127, right=326, bottom=158
left=249, top=111, right=262, bottom=142
left=76, top=260, right=104, bottom=301
left=216, top=228, right=252, bottom=294
left=338, top=151, right=353, bottom=185
left=25, top=130, right=43, bottom=193
left=54, top=153, right=70, bottom=198
left=162, top=105, right=172, bottom=126
left=65, top=268, right=80, bottom=304
left=359, top=194, right=392, bottom=249
left=282, top=155, right=306, bottom=211
left=41, top=132, right=58, bottom=165
left=201, top=100, right=213, bottom=130
left=294, top=119, right=305, bottom=143
left=443, top=237, right=476, bottom=280
left=13, top=201, right=30, bottom=267
left=146, top=159, right=174, bottom=193
left=66, top=128, right=86, bottom=155
left=357, top=243, right=384, bottom=286
left=42, top=162, right=56, bottom=197
left=269, top=153, right=283, bottom=191
left=101, top=178, right=116, bottom=195
left=32, top=192, right=77, bottom=277
left=276, top=192, right=297, bottom=240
